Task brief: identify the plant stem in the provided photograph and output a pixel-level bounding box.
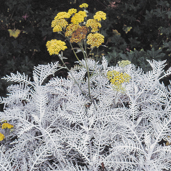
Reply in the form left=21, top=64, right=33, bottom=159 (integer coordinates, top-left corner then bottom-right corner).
left=79, top=43, right=91, bottom=99
left=59, top=53, right=90, bottom=100
left=69, top=41, right=80, bottom=62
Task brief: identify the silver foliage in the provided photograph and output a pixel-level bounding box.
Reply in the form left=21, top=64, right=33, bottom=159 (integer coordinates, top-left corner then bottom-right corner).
left=0, top=58, right=171, bottom=170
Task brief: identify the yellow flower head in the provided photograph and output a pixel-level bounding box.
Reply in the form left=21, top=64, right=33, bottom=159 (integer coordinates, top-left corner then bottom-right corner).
left=94, top=11, right=106, bottom=21
left=2, top=123, right=14, bottom=129
left=70, top=26, right=89, bottom=43
left=68, top=8, right=77, bottom=15
left=87, top=33, right=104, bottom=48
left=0, top=133, right=5, bottom=141
left=53, top=25, right=62, bottom=32
left=86, top=19, right=101, bottom=32
left=51, top=19, right=68, bottom=32
left=107, top=70, right=131, bottom=86
left=54, top=12, right=71, bottom=20
left=46, top=39, right=67, bottom=55
left=79, top=3, right=89, bottom=8
left=78, top=11, right=87, bottom=17
left=51, top=19, right=68, bottom=28
left=71, top=11, right=87, bottom=25
left=65, top=24, right=81, bottom=37
left=118, top=60, right=131, bottom=67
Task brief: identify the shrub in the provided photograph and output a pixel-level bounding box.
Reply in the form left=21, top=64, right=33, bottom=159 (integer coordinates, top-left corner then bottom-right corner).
left=1, top=57, right=171, bottom=170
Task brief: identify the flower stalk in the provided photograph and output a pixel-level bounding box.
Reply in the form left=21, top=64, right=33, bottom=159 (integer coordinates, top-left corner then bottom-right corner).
left=46, top=3, right=106, bottom=100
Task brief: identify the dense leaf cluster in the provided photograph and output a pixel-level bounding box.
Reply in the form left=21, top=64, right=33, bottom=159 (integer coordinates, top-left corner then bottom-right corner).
left=1, top=58, right=171, bottom=170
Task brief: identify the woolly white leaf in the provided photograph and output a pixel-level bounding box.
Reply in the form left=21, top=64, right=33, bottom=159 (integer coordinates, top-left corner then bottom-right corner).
left=2, top=72, right=33, bottom=86
left=33, top=61, right=62, bottom=85
left=0, top=59, right=171, bottom=170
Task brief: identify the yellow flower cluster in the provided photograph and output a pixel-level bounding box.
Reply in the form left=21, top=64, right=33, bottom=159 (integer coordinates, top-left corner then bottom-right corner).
left=71, top=11, right=87, bottom=25
left=51, top=19, right=68, bottom=33
left=107, top=70, right=131, bottom=85
left=78, top=11, right=87, bottom=17
left=94, top=11, right=106, bottom=21
left=65, top=24, right=81, bottom=37
left=54, top=12, right=70, bottom=20
left=68, top=8, right=77, bottom=15
left=70, top=26, right=89, bottom=43
left=86, top=19, right=101, bottom=32
left=118, top=60, right=131, bottom=67
left=46, top=3, right=107, bottom=55
left=87, top=33, right=104, bottom=48
left=52, top=25, right=62, bottom=32
left=0, top=133, right=5, bottom=141
left=46, top=39, right=67, bottom=55
left=0, top=122, right=14, bottom=141
left=107, top=70, right=131, bottom=92
left=79, top=3, right=88, bottom=8
left=2, top=123, right=14, bottom=129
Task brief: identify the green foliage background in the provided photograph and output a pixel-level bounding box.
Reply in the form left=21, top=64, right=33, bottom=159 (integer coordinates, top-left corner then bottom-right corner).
left=101, top=0, right=171, bottom=71
left=0, top=0, right=171, bottom=110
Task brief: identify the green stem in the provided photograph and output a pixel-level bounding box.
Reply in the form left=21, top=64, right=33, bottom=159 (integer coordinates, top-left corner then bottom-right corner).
left=79, top=43, right=91, bottom=99
left=59, top=33, right=92, bottom=100
left=86, top=47, right=97, bottom=80
left=59, top=53, right=89, bottom=100
left=69, top=41, right=80, bottom=62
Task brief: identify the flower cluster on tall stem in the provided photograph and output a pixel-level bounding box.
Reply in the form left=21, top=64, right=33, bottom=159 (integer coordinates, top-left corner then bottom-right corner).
left=46, top=3, right=106, bottom=100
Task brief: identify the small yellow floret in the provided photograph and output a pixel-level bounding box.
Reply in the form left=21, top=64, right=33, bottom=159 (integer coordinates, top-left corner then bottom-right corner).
left=0, top=133, right=5, bottom=141
left=94, top=11, right=106, bottom=21
left=79, top=3, right=89, bottom=8
left=2, top=123, right=14, bottom=129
